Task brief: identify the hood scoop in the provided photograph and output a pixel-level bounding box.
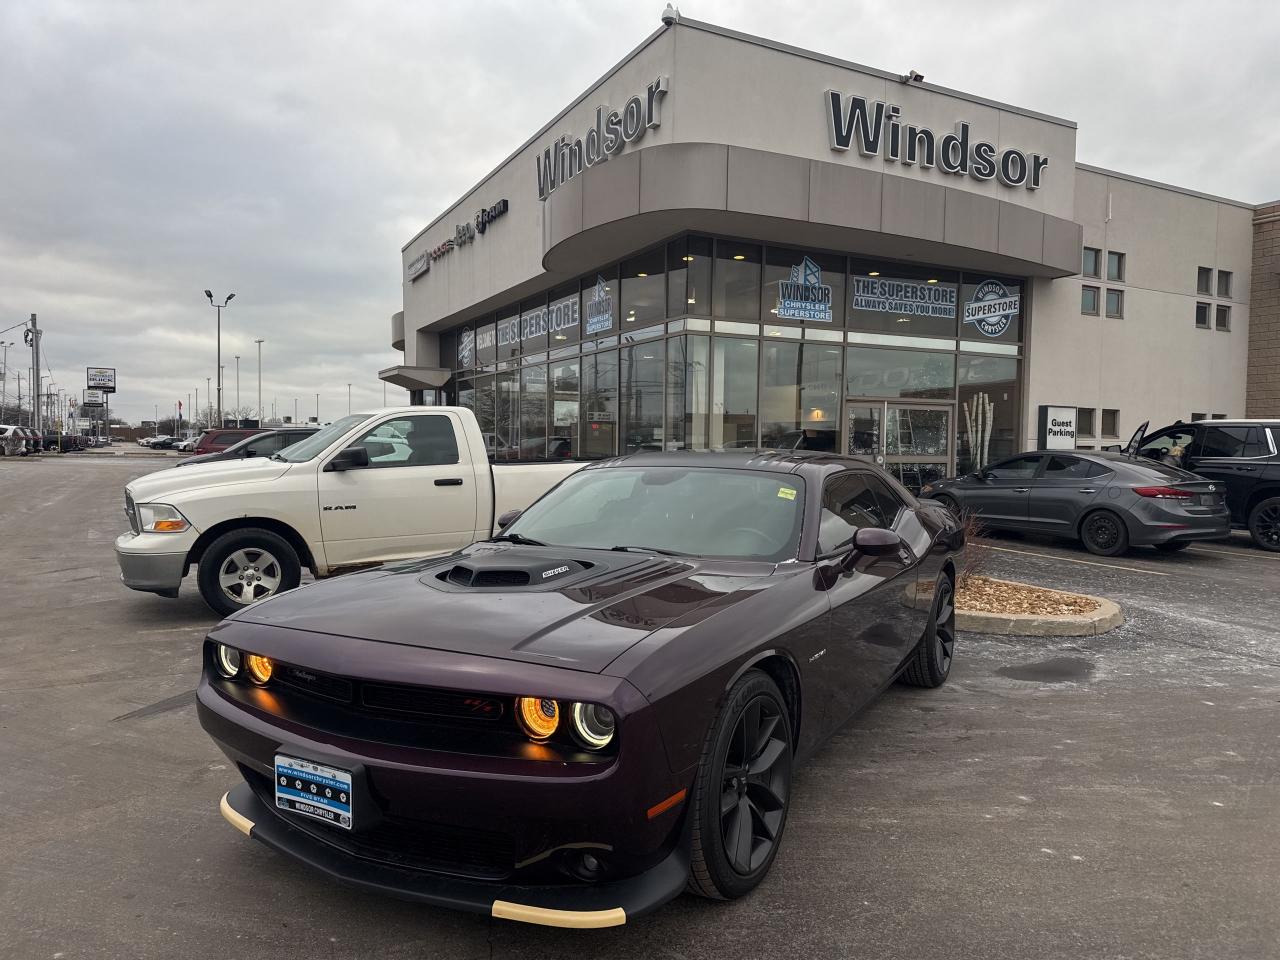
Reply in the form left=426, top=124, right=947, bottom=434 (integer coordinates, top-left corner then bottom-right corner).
left=431, top=553, right=594, bottom=592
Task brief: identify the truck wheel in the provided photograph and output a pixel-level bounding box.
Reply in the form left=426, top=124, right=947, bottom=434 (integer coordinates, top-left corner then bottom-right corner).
left=197, top=528, right=301, bottom=617
left=1248, top=497, right=1280, bottom=552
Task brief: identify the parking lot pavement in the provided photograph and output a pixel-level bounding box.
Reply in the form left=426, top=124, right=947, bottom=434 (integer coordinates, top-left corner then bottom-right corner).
left=2, top=456, right=1277, bottom=960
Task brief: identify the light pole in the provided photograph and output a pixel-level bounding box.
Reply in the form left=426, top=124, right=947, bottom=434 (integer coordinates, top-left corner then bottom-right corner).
left=293, top=397, right=298, bottom=425
left=154, top=404, right=159, bottom=437
left=204, top=290, right=235, bottom=428
left=0, top=341, right=12, bottom=417
left=235, top=354, right=241, bottom=420
left=254, top=339, right=264, bottom=423
left=205, top=376, right=212, bottom=428
left=315, top=393, right=319, bottom=424
left=219, top=366, right=225, bottom=425
left=347, top=383, right=351, bottom=415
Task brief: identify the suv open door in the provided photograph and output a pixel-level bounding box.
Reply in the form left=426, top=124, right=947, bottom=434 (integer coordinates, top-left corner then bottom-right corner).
left=1124, top=421, right=1149, bottom=459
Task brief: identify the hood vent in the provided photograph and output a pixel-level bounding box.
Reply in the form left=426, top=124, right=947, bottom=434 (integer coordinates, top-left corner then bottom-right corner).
left=447, top=566, right=530, bottom=588
left=432, top=554, right=593, bottom=591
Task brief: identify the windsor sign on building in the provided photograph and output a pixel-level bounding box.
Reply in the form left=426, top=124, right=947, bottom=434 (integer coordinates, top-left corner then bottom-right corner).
left=825, top=90, right=1051, bottom=190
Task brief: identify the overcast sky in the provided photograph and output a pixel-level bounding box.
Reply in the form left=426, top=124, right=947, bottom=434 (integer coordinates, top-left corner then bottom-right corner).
left=2, top=0, right=1276, bottom=425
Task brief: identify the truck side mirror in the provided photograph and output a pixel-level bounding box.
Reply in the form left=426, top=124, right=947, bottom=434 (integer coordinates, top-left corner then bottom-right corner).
left=325, top=446, right=371, bottom=472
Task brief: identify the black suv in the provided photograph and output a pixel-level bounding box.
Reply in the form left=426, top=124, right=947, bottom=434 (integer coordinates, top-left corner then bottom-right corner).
left=1132, top=419, right=1280, bottom=551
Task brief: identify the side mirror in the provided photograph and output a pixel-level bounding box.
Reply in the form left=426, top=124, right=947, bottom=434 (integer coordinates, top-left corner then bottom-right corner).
left=496, top=508, right=522, bottom=529
left=979, top=471, right=996, bottom=482
left=816, top=527, right=902, bottom=562
left=243, top=447, right=259, bottom=458
left=325, top=445, right=370, bottom=472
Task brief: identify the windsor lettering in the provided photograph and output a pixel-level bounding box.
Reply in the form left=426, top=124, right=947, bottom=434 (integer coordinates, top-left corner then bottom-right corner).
left=537, top=77, right=669, bottom=201
left=825, top=90, right=1049, bottom=190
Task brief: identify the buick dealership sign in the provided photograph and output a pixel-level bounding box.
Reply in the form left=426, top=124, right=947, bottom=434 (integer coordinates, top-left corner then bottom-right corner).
left=963, top=280, right=1020, bottom=337
left=826, top=90, right=1050, bottom=190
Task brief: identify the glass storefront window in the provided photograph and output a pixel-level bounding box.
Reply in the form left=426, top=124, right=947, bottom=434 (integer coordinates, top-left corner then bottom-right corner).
left=496, top=306, right=520, bottom=362
left=547, top=282, right=580, bottom=347
left=846, top=404, right=882, bottom=456
left=580, top=267, right=618, bottom=338
left=494, top=370, right=518, bottom=461
left=848, top=260, right=960, bottom=337
left=668, top=235, right=713, bottom=317
left=712, top=337, right=758, bottom=448
left=959, top=275, right=1023, bottom=343
left=550, top=359, right=579, bottom=459
left=762, top=247, right=845, bottom=326
left=519, top=364, right=548, bottom=459
left=957, top=355, right=1020, bottom=474
left=520, top=296, right=549, bottom=354
left=581, top=350, right=618, bottom=458
left=666, top=335, right=709, bottom=450
left=845, top=347, right=955, bottom=400
left=475, top=321, right=497, bottom=367
left=621, top=248, right=666, bottom=328
left=713, top=240, right=761, bottom=319
left=473, top=374, right=496, bottom=458
left=621, top=341, right=665, bottom=453
left=760, top=342, right=841, bottom=451
left=456, top=378, right=475, bottom=410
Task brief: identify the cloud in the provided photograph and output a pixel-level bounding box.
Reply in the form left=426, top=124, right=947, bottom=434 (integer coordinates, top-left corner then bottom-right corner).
left=1, top=0, right=1275, bottom=422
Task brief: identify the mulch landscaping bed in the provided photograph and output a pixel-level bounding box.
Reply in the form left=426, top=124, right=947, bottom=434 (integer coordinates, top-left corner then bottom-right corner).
left=955, top=576, right=1101, bottom=617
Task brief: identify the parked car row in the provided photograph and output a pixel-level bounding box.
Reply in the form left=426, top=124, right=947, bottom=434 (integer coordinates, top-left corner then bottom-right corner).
left=920, top=418, right=1280, bottom=554
left=2, top=426, right=107, bottom=455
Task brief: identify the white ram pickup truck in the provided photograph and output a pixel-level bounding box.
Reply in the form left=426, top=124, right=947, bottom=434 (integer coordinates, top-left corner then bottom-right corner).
left=114, top=407, right=582, bottom=615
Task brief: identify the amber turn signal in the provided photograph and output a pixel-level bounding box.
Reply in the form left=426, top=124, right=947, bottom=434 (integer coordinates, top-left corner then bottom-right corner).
left=244, top=653, right=274, bottom=685
left=516, top=696, right=559, bottom=741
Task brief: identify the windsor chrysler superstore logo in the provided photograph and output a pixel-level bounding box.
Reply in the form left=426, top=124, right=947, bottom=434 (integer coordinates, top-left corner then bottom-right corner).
left=777, top=257, right=833, bottom=322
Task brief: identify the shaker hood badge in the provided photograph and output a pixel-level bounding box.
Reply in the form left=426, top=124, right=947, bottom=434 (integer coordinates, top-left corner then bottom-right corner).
left=537, top=77, right=668, bottom=201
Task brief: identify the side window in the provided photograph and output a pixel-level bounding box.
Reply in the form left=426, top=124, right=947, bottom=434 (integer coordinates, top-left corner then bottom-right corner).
left=1043, top=455, right=1092, bottom=479
left=354, top=416, right=459, bottom=468
left=1198, top=425, right=1254, bottom=459
left=818, top=472, right=889, bottom=552
left=986, top=455, right=1042, bottom=479
left=1085, top=461, right=1115, bottom=479
left=864, top=473, right=904, bottom=525
left=1137, top=428, right=1195, bottom=462
left=212, top=432, right=240, bottom=446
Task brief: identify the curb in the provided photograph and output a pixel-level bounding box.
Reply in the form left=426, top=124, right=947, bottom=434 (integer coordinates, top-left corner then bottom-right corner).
left=905, top=579, right=1124, bottom=637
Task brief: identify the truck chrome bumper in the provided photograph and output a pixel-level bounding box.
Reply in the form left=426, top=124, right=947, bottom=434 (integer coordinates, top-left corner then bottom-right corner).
left=114, top=531, right=192, bottom=597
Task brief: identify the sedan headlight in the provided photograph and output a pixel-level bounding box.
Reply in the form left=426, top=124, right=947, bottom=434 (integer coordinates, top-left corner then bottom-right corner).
left=571, top=702, right=616, bottom=750
left=516, top=696, right=560, bottom=741
left=213, top=643, right=242, bottom=679
left=137, top=502, right=191, bottom=533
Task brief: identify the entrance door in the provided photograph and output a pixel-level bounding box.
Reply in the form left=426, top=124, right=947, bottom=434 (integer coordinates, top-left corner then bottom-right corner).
left=846, top=402, right=952, bottom=493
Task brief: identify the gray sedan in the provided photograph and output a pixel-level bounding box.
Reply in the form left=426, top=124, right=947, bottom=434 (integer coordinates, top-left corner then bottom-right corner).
left=920, top=450, right=1229, bottom=556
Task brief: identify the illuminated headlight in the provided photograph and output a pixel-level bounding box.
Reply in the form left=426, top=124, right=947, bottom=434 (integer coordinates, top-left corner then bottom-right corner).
left=138, top=503, right=191, bottom=533
left=516, top=696, right=560, bottom=741
left=244, top=654, right=274, bottom=685
left=571, top=702, right=616, bottom=750
left=213, top=643, right=242, bottom=679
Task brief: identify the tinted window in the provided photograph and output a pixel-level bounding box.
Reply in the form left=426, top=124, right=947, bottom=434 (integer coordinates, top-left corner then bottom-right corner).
left=1199, top=425, right=1262, bottom=459
left=1137, top=427, right=1196, bottom=463
left=353, top=415, right=459, bottom=468
left=211, top=432, right=242, bottom=445
left=986, top=455, right=1041, bottom=479
left=1042, top=455, right=1091, bottom=480
left=1085, top=461, right=1114, bottom=479
left=818, top=472, right=892, bottom=552
left=505, top=467, right=805, bottom=562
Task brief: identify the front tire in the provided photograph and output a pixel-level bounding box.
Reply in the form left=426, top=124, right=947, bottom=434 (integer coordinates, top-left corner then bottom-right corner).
left=1080, top=510, right=1129, bottom=557
left=1248, top=497, right=1280, bottom=552
left=687, top=670, right=792, bottom=901
left=197, top=528, right=301, bottom=617
left=901, top=574, right=956, bottom=688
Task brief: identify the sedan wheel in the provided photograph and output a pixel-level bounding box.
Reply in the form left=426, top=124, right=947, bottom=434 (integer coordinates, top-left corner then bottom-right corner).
left=1248, top=498, right=1280, bottom=552
left=1081, top=510, right=1129, bottom=557
left=688, top=670, right=792, bottom=900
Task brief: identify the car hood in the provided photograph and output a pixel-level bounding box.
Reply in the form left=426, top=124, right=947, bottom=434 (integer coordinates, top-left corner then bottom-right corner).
left=227, top=544, right=781, bottom=673
left=126, top=457, right=293, bottom=505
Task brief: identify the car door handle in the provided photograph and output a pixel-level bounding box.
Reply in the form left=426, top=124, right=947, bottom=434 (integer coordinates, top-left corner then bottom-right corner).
left=1077, top=488, right=1097, bottom=494
left=434, top=478, right=464, bottom=486
left=1012, top=487, right=1030, bottom=493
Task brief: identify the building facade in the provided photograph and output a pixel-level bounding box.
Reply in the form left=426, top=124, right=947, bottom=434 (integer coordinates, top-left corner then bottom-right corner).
left=382, top=15, right=1265, bottom=491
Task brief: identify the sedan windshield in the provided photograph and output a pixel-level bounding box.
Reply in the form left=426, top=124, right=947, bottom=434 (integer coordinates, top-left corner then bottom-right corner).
left=274, top=414, right=369, bottom=462
left=505, top=466, right=806, bottom=562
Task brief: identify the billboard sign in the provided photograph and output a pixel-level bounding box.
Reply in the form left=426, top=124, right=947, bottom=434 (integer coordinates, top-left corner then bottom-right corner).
left=83, top=389, right=106, bottom=408
left=87, top=367, right=117, bottom=393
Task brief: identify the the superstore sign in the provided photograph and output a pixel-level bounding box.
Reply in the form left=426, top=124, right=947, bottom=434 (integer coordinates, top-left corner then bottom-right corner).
left=851, top=277, right=956, bottom=319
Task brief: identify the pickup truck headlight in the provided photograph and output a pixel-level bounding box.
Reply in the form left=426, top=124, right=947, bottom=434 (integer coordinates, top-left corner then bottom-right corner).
left=138, top=503, right=191, bottom=533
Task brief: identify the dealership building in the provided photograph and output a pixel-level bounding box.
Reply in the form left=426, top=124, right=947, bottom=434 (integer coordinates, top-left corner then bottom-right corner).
left=381, top=13, right=1274, bottom=490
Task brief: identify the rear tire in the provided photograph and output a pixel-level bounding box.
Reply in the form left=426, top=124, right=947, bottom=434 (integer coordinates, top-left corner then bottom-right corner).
left=1154, top=541, right=1190, bottom=553
left=197, top=528, right=301, bottom=617
left=1080, top=510, right=1129, bottom=557
left=687, top=670, right=792, bottom=901
left=1247, top=497, right=1280, bottom=552
left=901, top=574, right=956, bottom=688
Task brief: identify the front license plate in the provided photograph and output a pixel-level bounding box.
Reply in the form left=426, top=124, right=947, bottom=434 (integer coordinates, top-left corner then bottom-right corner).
left=274, top=755, right=353, bottom=830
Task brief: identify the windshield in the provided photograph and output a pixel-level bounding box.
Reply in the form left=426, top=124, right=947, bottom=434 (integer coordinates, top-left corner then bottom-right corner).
left=505, top=466, right=806, bottom=562
left=274, top=414, right=369, bottom=462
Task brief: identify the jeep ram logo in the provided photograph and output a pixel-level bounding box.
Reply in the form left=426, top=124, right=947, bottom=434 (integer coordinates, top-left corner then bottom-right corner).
left=542, top=565, right=571, bottom=579
left=323, top=504, right=357, bottom=512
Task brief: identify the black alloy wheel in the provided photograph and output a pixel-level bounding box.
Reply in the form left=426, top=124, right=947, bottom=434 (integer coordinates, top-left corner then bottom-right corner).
left=1248, top=498, right=1280, bottom=552
left=1080, top=510, right=1129, bottom=557
left=688, top=671, right=792, bottom=900
left=901, top=574, right=955, bottom=688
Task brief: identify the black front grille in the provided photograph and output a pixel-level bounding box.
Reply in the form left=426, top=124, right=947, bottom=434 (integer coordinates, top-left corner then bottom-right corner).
left=246, top=771, right=515, bottom=879
left=361, top=683, right=504, bottom=721
left=277, top=664, right=353, bottom=702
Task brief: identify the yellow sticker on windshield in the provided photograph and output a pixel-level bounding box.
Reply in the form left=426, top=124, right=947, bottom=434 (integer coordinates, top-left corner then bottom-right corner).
left=777, top=486, right=797, bottom=501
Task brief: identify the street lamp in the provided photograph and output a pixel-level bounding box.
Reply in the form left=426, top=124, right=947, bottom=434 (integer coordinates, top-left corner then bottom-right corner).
left=347, top=383, right=351, bottom=415
left=204, top=290, right=235, bottom=428
left=205, top=376, right=212, bottom=428
left=254, top=339, right=264, bottom=423
left=235, top=354, right=241, bottom=419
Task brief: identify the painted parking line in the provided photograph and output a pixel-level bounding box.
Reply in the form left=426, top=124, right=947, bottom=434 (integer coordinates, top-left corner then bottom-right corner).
left=984, top=544, right=1170, bottom=576
left=1187, top=546, right=1280, bottom=561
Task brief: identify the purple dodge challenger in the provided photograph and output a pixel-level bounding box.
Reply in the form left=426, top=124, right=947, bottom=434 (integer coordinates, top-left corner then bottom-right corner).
left=200, top=451, right=963, bottom=928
